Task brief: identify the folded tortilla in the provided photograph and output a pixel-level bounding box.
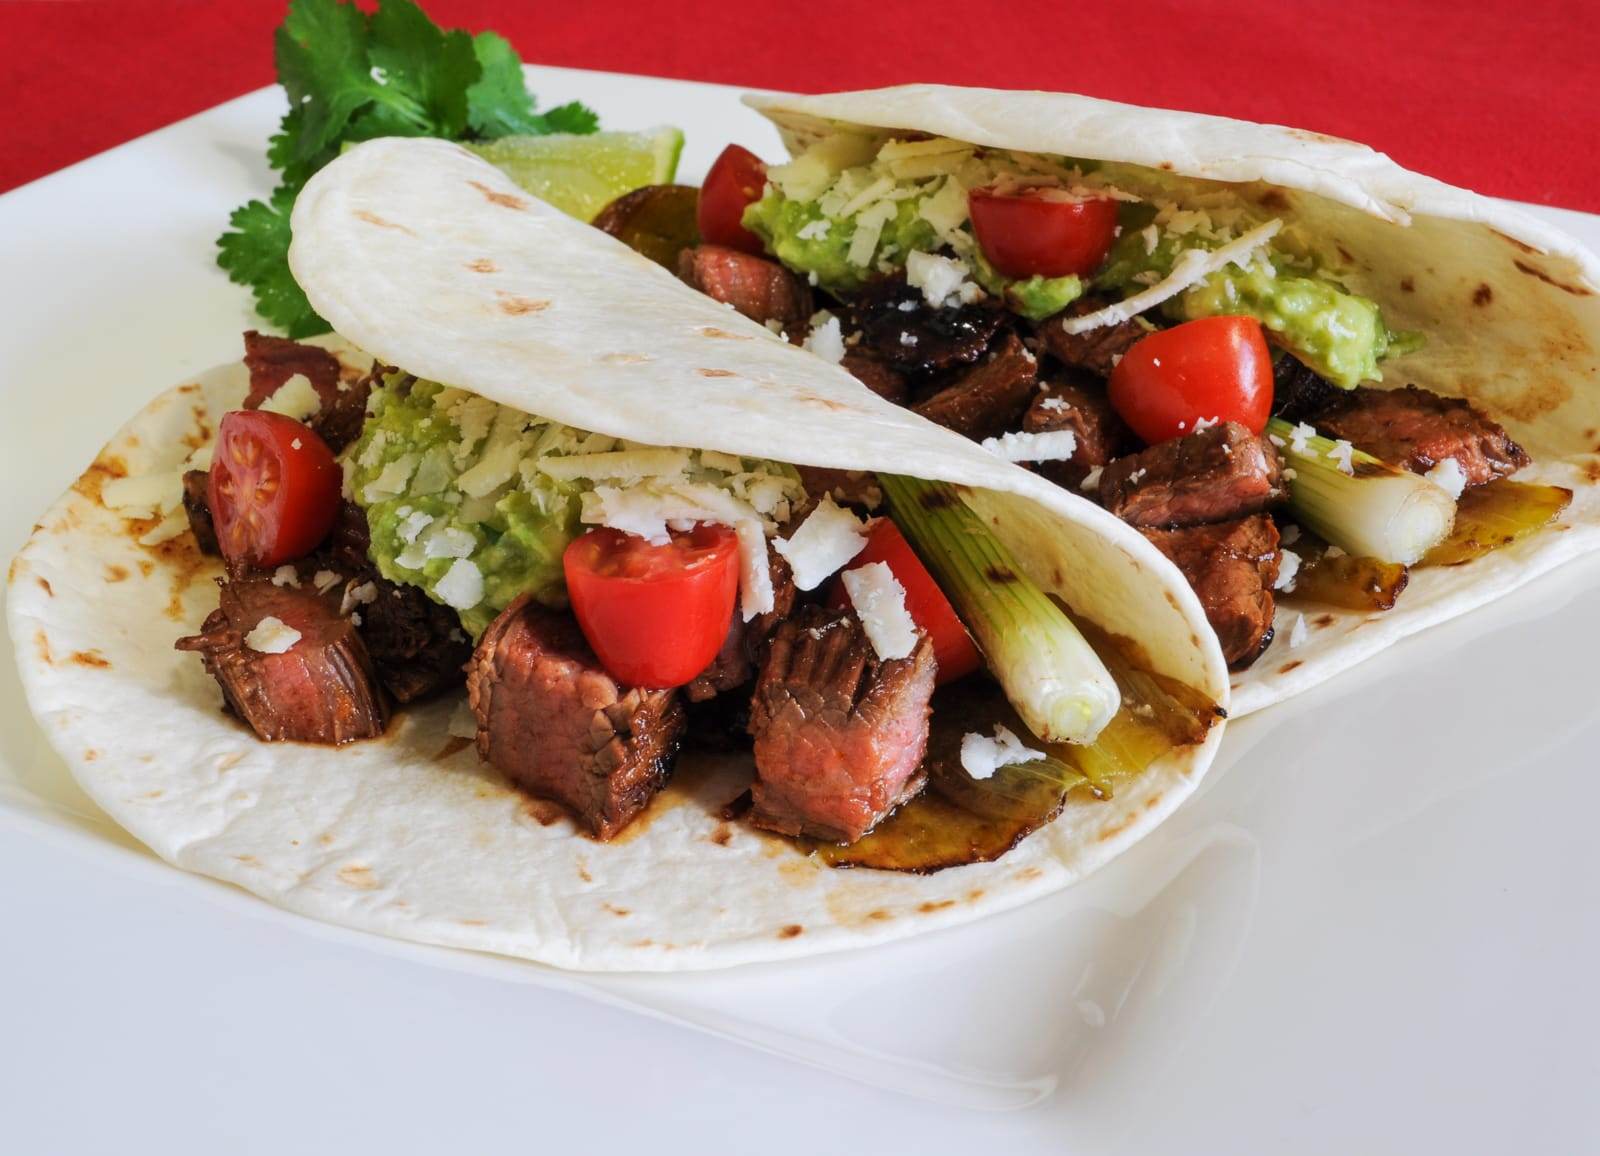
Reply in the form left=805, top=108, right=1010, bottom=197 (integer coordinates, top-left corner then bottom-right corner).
left=6, top=135, right=1227, bottom=971
left=743, top=86, right=1600, bottom=713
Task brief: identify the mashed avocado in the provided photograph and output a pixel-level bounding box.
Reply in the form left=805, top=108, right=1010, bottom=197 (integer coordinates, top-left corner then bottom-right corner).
left=1096, top=205, right=1410, bottom=388
left=347, top=377, right=804, bottom=636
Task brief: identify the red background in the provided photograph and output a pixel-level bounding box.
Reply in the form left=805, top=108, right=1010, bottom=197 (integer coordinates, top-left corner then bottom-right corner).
left=2, top=0, right=1596, bottom=211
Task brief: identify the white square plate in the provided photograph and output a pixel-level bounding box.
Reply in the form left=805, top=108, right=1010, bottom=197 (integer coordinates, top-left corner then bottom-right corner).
left=3, top=68, right=1597, bottom=1151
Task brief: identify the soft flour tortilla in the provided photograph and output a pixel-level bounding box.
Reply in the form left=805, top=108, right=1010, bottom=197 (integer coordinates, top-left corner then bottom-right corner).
left=6, top=138, right=1226, bottom=972
left=743, top=85, right=1600, bottom=714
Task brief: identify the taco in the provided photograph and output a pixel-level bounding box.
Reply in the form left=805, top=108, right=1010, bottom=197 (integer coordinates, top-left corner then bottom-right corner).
left=595, top=85, right=1600, bottom=714
left=7, top=135, right=1227, bottom=971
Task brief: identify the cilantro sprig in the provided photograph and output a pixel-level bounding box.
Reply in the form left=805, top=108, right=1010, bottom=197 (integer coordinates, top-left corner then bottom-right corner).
left=218, top=0, right=598, bottom=337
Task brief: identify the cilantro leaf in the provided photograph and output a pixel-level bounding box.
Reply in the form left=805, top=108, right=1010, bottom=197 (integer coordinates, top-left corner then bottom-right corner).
left=222, top=0, right=601, bottom=336
left=216, top=185, right=325, bottom=338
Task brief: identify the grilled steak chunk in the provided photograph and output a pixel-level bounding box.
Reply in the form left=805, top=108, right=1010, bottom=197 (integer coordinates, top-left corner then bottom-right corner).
left=316, top=502, right=470, bottom=703
left=1309, top=385, right=1530, bottom=487
left=1271, top=354, right=1345, bottom=423
left=1035, top=299, right=1148, bottom=377
left=241, top=330, right=373, bottom=452
left=1142, top=516, right=1281, bottom=670
left=839, top=349, right=908, bottom=403
left=748, top=605, right=936, bottom=843
left=685, top=553, right=798, bottom=703
left=846, top=280, right=1007, bottom=375
left=1021, top=374, right=1132, bottom=489
left=1100, top=422, right=1285, bottom=528
left=182, top=469, right=219, bottom=556
left=678, top=244, right=813, bottom=334
left=795, top=466, right=883, bottom=511
left=176, top=578, right=388, bottom=744
left=467, top=597, right=684, bottom=840
left=912, top=332, right=1038, bottom=440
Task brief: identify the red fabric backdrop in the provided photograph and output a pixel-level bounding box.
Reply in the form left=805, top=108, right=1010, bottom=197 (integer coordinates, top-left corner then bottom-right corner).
left=2, top=0, right=1596, bottom=211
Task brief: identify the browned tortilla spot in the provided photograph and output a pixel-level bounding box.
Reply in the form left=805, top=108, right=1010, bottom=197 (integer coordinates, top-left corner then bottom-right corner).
left=34, top=630, right=51, bottom=665
left=697, top=326, right=750, bottom=339
left=137, top=560, right=155, bottom=577
left=708, top=824, right=733, bottom=846
left=918, top=899, right=956, bottom=913
left=468, top=180, right=528, bottom=210
left=496, top=292, right=551, bottom=315
left=36, top=576, right=53, bottom=596
left=337, top=864, right=378, bottom=890
left=697, top=368, right=737, bottom=378
left=1400, top=276, right=1415, bottom=292
left=603, top=903, right=631, bottom=917
left=966, top=888, right=986, bottom=902
left=1492, top=229, right=1541, bottom=256
left=83, top=749, right=98, bottom=762
left=1279, top=660, right=1303, bottom=674
left=1257, top=189, right=1291, bottom=212
left=69, top=650, right=110, bottom=668
left=1096, top=813, right=1139, bottom=843
left=1313, top=613, right=1336, bottom=627
left=576, top=858, right=593, bottom=883
left=353, top=209, right=415, bottom=235
left=458, top=919, right=486, bottom=926
left=105, top=564, right=128, bottom=582
left=1472, top=283, right=1494, bottom=306
left=1513, top=259, right=1594, bottom=296
left=466, top=258, right=498, bottom=273
left=1337, top=245, right=1355, bottom=265
left=777, top=924, right=804, bottom=939
left=867, top=908, right=893, bottom=921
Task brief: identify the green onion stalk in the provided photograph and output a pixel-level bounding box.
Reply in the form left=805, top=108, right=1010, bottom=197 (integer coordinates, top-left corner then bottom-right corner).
left=879, top=474, right=1120, bottom=745
left=1267, top=417, right=1456, bottom=565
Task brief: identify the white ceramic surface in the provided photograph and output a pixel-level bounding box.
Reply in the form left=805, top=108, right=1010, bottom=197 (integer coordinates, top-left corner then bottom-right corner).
left=2, top=68, right=1597, bottom=1153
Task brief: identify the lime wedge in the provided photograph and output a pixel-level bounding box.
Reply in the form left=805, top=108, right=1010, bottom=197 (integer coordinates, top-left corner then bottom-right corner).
left=466, top=128, right=685, bottom=222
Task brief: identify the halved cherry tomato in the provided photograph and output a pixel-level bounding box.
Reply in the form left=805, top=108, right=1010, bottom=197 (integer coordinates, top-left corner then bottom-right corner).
left=829, top=518, right=981, bottom=685
left=968, top=188, right=1120, bottom=279
left=563, top=524, right=740, bottom=688
left=209, top=411, right=341, bottom=568
left=697, top=144, right=768, bottom=254
left=1108, top=315, right=1274, bottom=444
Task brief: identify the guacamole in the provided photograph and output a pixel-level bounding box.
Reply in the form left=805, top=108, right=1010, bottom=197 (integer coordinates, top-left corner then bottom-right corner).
left=347, top=377, right=805, bottom=636
left=1096, top=206, right=1408, bottom=388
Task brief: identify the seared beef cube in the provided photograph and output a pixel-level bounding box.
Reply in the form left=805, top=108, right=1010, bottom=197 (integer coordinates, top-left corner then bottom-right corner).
left=467, top=597, right=684, bottom=840
left=795, top=466, right=883, bottom=511
left=590, top=183, right=700, bottom=269
left=912, top=332, right=1038, bottom=440
left=748, top=606, right=936, bottom=843
left=241, top=331, right=373, bottom=453
left=1100, top=422, right=1285, bottom=528
left=1035, top=298, right=1148, bottom=377
left=678, top=244, right=813, bottom=335
left=1310, top=385, right=1530, bottom=487
left=1142, top=516, right=1281, bottom=670
left=176, top=578, right=388, bottom=744
left=357, top=580, right=473, bottom=703
left=685, top=553, right=798, bottom=703
left=182, top=469, right=219, bottom=556
left=1271, top=354, right=1345, bottom=423
left=1021, top=374, right=1132, bottom=489
left=839, top=349, right=908, bottom=404
left=846, top=280, right=1008, bottom=375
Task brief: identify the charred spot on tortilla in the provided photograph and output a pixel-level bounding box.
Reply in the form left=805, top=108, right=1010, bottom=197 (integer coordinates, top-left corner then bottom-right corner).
left=352, top=210, right=414, bottom=235
left=1492, top=229, right=1542, bottom=256
left=1473, top=283, right=1494, bottom=307
left=494, top=291, right=550, bottom=315
left=468, top=180, right=528, bottom=210
left=1400, top=276, right=1415, bottom=292
left=1513, top=259, right=1594, bottom=296
left=69, top=650, right=110, bottom=668
left=918, top=899, right=956, bottom=913
left=337, top=863, right=378, bottom=889
left=777, top=924, right=804, bottom=939
left=602, top=903, right=630, bottom=917
left=36, top=576, right=53, bottom=596
left=1278, top=660, right=1303, bottom=674
left=696, top=326, right=751, bottom=340
left=466, top=258, right=498, bottom=273
left=697, top=368, right=738, bottom=377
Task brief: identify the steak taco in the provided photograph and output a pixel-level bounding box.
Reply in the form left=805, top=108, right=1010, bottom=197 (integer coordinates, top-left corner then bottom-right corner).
left=8, top=135, right=1229, bottom=971
left=596, top=85, right=1600, bottom=714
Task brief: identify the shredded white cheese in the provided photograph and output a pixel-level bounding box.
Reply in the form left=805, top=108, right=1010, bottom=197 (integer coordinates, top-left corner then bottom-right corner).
left=271, top=565, right=301, bottom=589
left=840, top=562, right=918, bottom=661
left=101, top=471, right=183, bottom=517
left=905, top=250, right=981, bottom=309
left=340, top=581, right=378, bottom=616
left=959, top=724, right=1045, bottom=781
left=258, top=373, right=321, bottom=422
left=244, top=616, right=301, bottom=655
left=773, top=497, right=869, bottom=591
left=1327, top=439, right=1356, bottom=475
left=435, top=558, right=485, bottom=611
left=1275, top=548, right=1301, bottom=592
left=979, top=429, right=1078, bottom=464
left=447, top=699, right=479, bottom=740
left=1080, top=465, right=1104, bottom=493
left=312, top=570, right=342, bottom=594
left=1426, top=457, right=1468, bottom=499
left=536, top=447, right=692, bottom=484
left=802, top=310, right=847, bottom=365
left=1059, top=219, right=1282, bottom=335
